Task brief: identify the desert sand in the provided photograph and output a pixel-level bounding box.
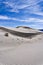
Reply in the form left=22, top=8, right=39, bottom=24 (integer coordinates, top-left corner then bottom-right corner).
left=0, top=26, right=43, bottom=65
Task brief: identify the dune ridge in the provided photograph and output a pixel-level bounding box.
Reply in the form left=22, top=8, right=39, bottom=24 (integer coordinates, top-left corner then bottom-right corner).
left=0, top=26, right=42, bottom=38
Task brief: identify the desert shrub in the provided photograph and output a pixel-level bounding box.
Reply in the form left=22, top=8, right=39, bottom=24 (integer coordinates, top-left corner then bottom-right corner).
left=4, top=33, right=8, bottom=37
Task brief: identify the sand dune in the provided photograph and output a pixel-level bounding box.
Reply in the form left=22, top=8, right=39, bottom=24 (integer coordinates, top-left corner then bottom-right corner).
left=7, top=26, right=39, bottom=33
left=0, top=26, right=43, bottom=65
left=0, top=26, right=41, bottom=38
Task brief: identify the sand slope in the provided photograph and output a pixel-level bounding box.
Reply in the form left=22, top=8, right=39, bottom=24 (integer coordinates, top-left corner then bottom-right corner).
left=0, top=26, right=43, bottom=65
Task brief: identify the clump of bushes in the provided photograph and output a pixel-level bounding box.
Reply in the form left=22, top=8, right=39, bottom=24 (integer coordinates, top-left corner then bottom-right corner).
left=4, top=33, right=9, bottom=37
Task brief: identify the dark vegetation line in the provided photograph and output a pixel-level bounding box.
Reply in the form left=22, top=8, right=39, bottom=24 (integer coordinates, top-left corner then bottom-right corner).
left=0, top=27, right=42, bottom=38
left=16, top=26, right=32, bottom=29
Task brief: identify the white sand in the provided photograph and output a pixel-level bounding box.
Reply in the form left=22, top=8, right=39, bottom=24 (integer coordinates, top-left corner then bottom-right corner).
left=0, top=27, right=43, bottom=65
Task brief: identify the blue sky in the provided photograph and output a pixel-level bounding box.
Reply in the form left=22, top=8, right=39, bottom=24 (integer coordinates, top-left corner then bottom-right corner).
left=0, top=0, right=43, bottom=29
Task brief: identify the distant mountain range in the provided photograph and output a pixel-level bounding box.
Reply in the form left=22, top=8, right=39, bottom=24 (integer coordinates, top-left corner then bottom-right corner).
left=39, top=29, right=43, bottom=31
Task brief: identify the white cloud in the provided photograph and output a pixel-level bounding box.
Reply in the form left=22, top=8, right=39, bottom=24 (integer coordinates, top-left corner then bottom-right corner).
left=0, top=15, right=10, bottom=20
left=0, top=15, right=43, bottom=29
left=0, top=15, right=17, bottom=20
left=20, top=18, right=43, bottom=22
left=0, top=15, right=43, bottom=23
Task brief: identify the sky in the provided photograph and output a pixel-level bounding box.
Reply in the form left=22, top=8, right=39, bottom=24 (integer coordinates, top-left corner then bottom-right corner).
left=0, top=0, right=43, bottom=29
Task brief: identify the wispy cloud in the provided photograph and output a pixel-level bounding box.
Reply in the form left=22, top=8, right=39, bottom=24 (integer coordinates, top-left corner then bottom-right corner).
left=3, top=1, right=29, bottom=13
left=3, top=0, right=43, bottom=15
